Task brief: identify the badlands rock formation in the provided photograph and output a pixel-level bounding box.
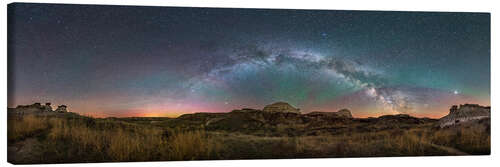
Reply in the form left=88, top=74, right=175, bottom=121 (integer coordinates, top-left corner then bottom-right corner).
left=439, top=104, right=490, bottom=128
left=55, top=105, right=68, bottom=113
left=306, top=108, right=353, bottom=118
left=42, top=103, right=53, bottom=112
left=262, top=102, right=301, bottom=114
left=12, top=102, right=68, bottom=114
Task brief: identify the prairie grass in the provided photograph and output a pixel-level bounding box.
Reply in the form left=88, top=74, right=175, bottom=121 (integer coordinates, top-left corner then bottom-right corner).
left=7, top=114, right=490, bottom=163
left=214, top=127, right=476, bottom=158
left=45, top=116, right=224, bottom=162
left=9, top=114, right=222, bottom=162
left=429, top=123, right=490, bottom=154
left=168, top=130, right=222, bottom=160
left=8, top=115, right=50, bottom=141
left=285, top=130, right=433, bottom=157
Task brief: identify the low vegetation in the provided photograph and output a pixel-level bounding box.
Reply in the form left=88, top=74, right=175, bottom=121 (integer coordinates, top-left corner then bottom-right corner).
left=8, top=114, right=222, bottom=163
left=428, top=119, right=491, bottom=155
left=8, top=115, right=49, bottom=141
left=7, top=112, right=490, bottom=164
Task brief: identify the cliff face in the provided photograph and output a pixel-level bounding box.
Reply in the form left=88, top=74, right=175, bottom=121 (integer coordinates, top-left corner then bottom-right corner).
left=439, top=104, right=490, bottom=128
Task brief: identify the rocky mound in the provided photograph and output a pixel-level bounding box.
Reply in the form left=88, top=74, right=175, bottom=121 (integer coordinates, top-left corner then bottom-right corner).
left=178, top=108, right=304, bottom=128
left=54, top=105, right=68, bottom=113
left=10, top=102, right=68, bottom=115
left=172, top=102, right=439, bottom=136
left=306, top=108, right=353, bottom=118
left=262, top=102, right=300, bottom=114
left=376, top=114, right=435, bottom=125
left=439, top=104, right=490, bottom=128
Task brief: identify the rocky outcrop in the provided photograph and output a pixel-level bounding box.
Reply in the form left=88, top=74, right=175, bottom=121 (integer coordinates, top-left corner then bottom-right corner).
left=42, top=103, right=53, bottom=112
left=262, top=102, right=300, bottom=114
left=12, top=102, right=70, bottom=114
left=337, top=109, right=353, bottom=118
left=439, top=104, right=490, bottom=128
left=16, top=103, right=41, bottom=109
left=15, top=102, right=53, bottom=113
left=231, top=108, right=260, bottom=113
left=306, top=108, right=353, bottom=118
left=169, top=102, right=447, bottom=136
left=175, top=107, right=438, bottom=136
left=55, top=105, right=68, bottom=113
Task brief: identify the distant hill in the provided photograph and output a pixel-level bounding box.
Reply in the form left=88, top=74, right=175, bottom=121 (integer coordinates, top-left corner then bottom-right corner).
left=10, top=101, right=490, bottom=135
left=7, top=101, right=490, bottom=163
left=172, top=102, right=437, bottom=136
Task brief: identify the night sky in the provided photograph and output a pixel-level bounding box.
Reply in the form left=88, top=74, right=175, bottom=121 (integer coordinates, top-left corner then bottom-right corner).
left=8, top=3, right=490, bottom=118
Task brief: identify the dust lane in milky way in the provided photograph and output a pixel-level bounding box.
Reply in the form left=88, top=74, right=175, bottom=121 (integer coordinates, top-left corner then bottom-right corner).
left=8, top=3, right=490, bottom=118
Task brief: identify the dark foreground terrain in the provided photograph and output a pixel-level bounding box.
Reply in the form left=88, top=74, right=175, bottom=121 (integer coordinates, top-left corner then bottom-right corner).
left=7, top=104, right=490, bottom=164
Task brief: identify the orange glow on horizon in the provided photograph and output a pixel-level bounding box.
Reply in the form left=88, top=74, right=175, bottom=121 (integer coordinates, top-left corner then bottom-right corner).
left=13, top=97, right=489, bottom=119
left=76, top=106, right=473, bottom=119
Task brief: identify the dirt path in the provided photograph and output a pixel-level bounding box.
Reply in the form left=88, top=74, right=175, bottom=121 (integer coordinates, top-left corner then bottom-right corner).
left=8, top=137, right=44, bottom=164
left=406, top=136, right=470, bottom=155
left=427, top=142, right=469, bottom=155
left=7, top=128, right=51, bottom=164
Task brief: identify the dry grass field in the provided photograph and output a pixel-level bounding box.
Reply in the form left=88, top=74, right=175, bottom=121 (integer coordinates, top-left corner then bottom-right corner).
left=7, top=111, right=490, bottom=164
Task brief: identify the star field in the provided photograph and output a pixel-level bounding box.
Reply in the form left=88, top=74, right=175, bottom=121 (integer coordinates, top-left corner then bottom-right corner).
left=8, top=3, right=490, bottom=118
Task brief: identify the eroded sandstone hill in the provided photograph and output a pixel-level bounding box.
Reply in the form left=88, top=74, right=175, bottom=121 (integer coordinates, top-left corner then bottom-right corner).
left=262, top=102, right=301, bottom=113
left=10, top=102, right=68, bottom=114
left=439, top=104, right=490, bottom=128
left=307, top=108, right=353, bottom=118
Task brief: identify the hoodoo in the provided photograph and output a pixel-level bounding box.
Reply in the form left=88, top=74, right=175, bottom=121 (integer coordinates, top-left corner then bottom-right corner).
left=55, top=105, right=68, bottom=113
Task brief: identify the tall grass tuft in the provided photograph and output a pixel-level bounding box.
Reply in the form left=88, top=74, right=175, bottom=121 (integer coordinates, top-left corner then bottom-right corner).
left=40, top=116, right=223, bottom=161
left=168, top=130, right=221, bottom=160
left=8, top=115, right=50, bottom=141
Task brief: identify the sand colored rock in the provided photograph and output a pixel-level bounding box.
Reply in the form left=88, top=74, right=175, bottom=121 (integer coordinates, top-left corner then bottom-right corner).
left=439, top=104, right=490, bottom=128
left=306, top=109, right=353, bottom=118
left=55, top=105, right=68, bottom=113
left=262, top=102, right=300, bottom=114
